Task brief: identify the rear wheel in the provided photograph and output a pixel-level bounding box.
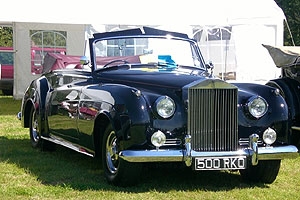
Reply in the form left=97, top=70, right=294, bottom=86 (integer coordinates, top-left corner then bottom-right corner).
left=2, top=89, right=13, bottom=96
left=29, top=107, right=42, bottom=148
left=29, top=106, right=55, bottom=151
left=240, top=160, right=281, bottom=183
left=102, top=124, right=142, bottom=186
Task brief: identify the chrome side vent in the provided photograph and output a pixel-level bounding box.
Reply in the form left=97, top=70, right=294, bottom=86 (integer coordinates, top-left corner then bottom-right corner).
left=188, top=79, right=238, bottom=151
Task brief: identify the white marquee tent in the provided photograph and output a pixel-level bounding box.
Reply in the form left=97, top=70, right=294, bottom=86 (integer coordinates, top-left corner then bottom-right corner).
left=0, top=0, right=286, bottom=98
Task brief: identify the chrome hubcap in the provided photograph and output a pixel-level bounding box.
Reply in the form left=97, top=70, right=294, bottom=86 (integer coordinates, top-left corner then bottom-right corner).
left=105, top=130, right=119, bottom=174
left=31, top=110, right=39, bottom=142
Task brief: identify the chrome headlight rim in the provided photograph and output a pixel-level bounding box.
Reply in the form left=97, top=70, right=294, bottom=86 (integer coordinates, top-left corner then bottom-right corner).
left=154, top=96, right=176, bottom=119
left=247, top=96, right=268, bottom=119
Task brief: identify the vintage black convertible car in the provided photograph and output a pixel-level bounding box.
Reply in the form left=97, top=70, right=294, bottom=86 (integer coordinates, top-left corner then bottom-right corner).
left=19, top=27, right=298, bottom=186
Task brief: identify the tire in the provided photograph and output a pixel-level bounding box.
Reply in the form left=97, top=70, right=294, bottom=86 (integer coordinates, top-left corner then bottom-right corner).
left=102, top=124, right=142, bottom=186
left=2, top=89, right=13, bottom=96
left=240, top=160, right=281, bottom=184
left=29, top=107, right=55, bottom=151
left=29, top=107, right=42, bottom=148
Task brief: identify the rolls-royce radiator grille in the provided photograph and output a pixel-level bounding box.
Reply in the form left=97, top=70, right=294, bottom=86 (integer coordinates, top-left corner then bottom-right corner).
left=188, top=80, right=238, bottom=152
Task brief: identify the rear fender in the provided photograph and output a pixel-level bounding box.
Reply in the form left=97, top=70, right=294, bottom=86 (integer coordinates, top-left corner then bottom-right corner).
left=22, top=76, right=50, bottom=133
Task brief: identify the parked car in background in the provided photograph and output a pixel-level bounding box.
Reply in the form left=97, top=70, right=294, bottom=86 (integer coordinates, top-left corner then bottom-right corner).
left=0, top=46, right=65, bottom=95
left=18, top=27, right=298, bottom=186
left=31, top=46, right=66, bottom=74
left=264, top=44, right=300, bottom=149
left=0, top=47, right=13, bottom=95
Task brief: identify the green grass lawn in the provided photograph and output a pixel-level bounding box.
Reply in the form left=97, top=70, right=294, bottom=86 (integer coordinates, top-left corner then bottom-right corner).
left=0, top=93, right=300, bottom=200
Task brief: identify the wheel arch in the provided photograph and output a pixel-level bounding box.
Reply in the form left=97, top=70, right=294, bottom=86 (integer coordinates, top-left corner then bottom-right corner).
left=266, top=77, right=300, bottom=146
left=23, top=99, right=35, bottom=128
left=93, top=112, right=111, bottom=158
left=266, top=78, right=300, bottom=124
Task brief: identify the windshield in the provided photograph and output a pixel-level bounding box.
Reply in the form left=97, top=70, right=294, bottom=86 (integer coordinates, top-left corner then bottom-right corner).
left=93, top=37, right=205, bottom=70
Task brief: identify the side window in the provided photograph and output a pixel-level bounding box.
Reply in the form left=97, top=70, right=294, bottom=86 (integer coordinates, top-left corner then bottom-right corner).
left=30, top=30, right=67, bottom=74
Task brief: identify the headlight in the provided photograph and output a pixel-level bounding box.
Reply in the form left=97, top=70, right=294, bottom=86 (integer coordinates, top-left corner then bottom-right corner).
left=155, top=96, right=176, bottom=118
left=247, top=96, right=268, bottom=118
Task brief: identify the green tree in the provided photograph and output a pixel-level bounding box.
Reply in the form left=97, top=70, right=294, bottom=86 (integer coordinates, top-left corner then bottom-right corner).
left=275, top=0, right=300, bottom=45
left=0, top=26, right=13, bottom=47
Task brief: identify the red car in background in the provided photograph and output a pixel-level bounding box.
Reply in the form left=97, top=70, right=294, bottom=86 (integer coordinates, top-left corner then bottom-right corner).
left=0, top=47, right=14, bottom=95
left=0, top=46, right=65, bottom=95
left=31, top=47, right=66, bottom=74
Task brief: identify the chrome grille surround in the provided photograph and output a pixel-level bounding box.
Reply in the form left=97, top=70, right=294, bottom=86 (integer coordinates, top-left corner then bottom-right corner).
left=188, top=79, right=238, bottom=152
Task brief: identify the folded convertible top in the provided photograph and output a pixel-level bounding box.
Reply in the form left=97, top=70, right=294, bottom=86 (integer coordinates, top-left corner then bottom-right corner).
left=263, top=44, right=300, bottom=68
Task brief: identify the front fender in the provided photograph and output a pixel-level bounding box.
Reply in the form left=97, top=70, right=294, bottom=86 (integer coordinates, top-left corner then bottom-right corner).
left=233, top=82, right=289, bottom=142
left=266, top=78, right=300, bottom=146
left=266, top=78, right=300, bottom=126
left=108, top=85, right=151, bottom=146
left=81, top=84, right=151, bottom=146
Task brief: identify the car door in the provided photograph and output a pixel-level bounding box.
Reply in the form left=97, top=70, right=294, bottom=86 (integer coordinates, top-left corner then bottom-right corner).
left=47, top=73, right=82, bottom=142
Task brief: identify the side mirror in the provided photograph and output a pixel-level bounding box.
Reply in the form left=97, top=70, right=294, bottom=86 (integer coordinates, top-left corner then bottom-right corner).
left=205, top=61, right=214, bottom=77
left=80, top=56, right=90, bottom=65
left=205, top=61, right=214, bottom=70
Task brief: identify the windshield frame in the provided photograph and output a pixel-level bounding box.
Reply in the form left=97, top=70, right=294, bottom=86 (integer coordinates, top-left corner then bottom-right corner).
left=89, top=34, right=207, bottom=72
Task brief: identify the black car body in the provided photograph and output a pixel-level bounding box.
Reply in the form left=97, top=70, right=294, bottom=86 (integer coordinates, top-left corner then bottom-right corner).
left=264, top=44, right=300, bottom=149
left=19, top=27, right=298, bottom=186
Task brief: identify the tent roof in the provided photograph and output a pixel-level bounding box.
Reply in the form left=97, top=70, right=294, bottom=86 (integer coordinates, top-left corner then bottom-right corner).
left=1, top=0, right=285, bottom=26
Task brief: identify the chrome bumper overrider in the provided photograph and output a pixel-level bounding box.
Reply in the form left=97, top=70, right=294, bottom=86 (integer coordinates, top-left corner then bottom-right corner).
left=119, top=134, right=299, bottom=167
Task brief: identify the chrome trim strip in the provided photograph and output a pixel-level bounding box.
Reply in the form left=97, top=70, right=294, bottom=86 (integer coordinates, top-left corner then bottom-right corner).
left=291, top=126, right=300, bottom=131
left=119, top=145, right=298, bottom=164
left=41, top=135, right=94, bottom=157
left=119, top=149, right=185, bottom=162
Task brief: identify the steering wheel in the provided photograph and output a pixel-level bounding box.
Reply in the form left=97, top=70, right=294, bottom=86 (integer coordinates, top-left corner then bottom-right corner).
left=103, top=60, right=129, bottom=68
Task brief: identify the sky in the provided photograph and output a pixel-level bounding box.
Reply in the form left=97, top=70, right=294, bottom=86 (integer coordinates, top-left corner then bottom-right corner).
left=1, top=0, right=285, bottom=26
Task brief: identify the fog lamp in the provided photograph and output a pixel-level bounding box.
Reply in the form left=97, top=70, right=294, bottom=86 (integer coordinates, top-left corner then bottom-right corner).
left=263, top=128, right=277, bottom=145
left=151, top=130, right=166, bottom=148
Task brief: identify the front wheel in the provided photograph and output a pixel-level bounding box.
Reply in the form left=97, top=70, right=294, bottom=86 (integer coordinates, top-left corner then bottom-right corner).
left=102, top=124, right=142, bottom=186
left=239, top=160, right=281, bottom=184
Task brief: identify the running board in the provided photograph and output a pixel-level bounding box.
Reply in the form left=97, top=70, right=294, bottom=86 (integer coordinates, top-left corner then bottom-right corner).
left=291, top=126, right=300, bottom=131
left=41, top=135, right=94, bottom=157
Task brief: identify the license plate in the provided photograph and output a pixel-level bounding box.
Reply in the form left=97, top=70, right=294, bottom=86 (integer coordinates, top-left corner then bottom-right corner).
left=193, top=156, right=247, bottom=170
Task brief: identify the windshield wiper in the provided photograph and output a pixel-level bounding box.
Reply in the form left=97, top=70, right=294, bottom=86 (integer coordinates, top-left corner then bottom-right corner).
left=157, top=61, right=177, bottom=71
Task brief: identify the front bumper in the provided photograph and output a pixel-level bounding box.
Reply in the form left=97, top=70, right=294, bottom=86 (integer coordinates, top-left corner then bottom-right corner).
left=119, top=134, right=299, bottom=167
